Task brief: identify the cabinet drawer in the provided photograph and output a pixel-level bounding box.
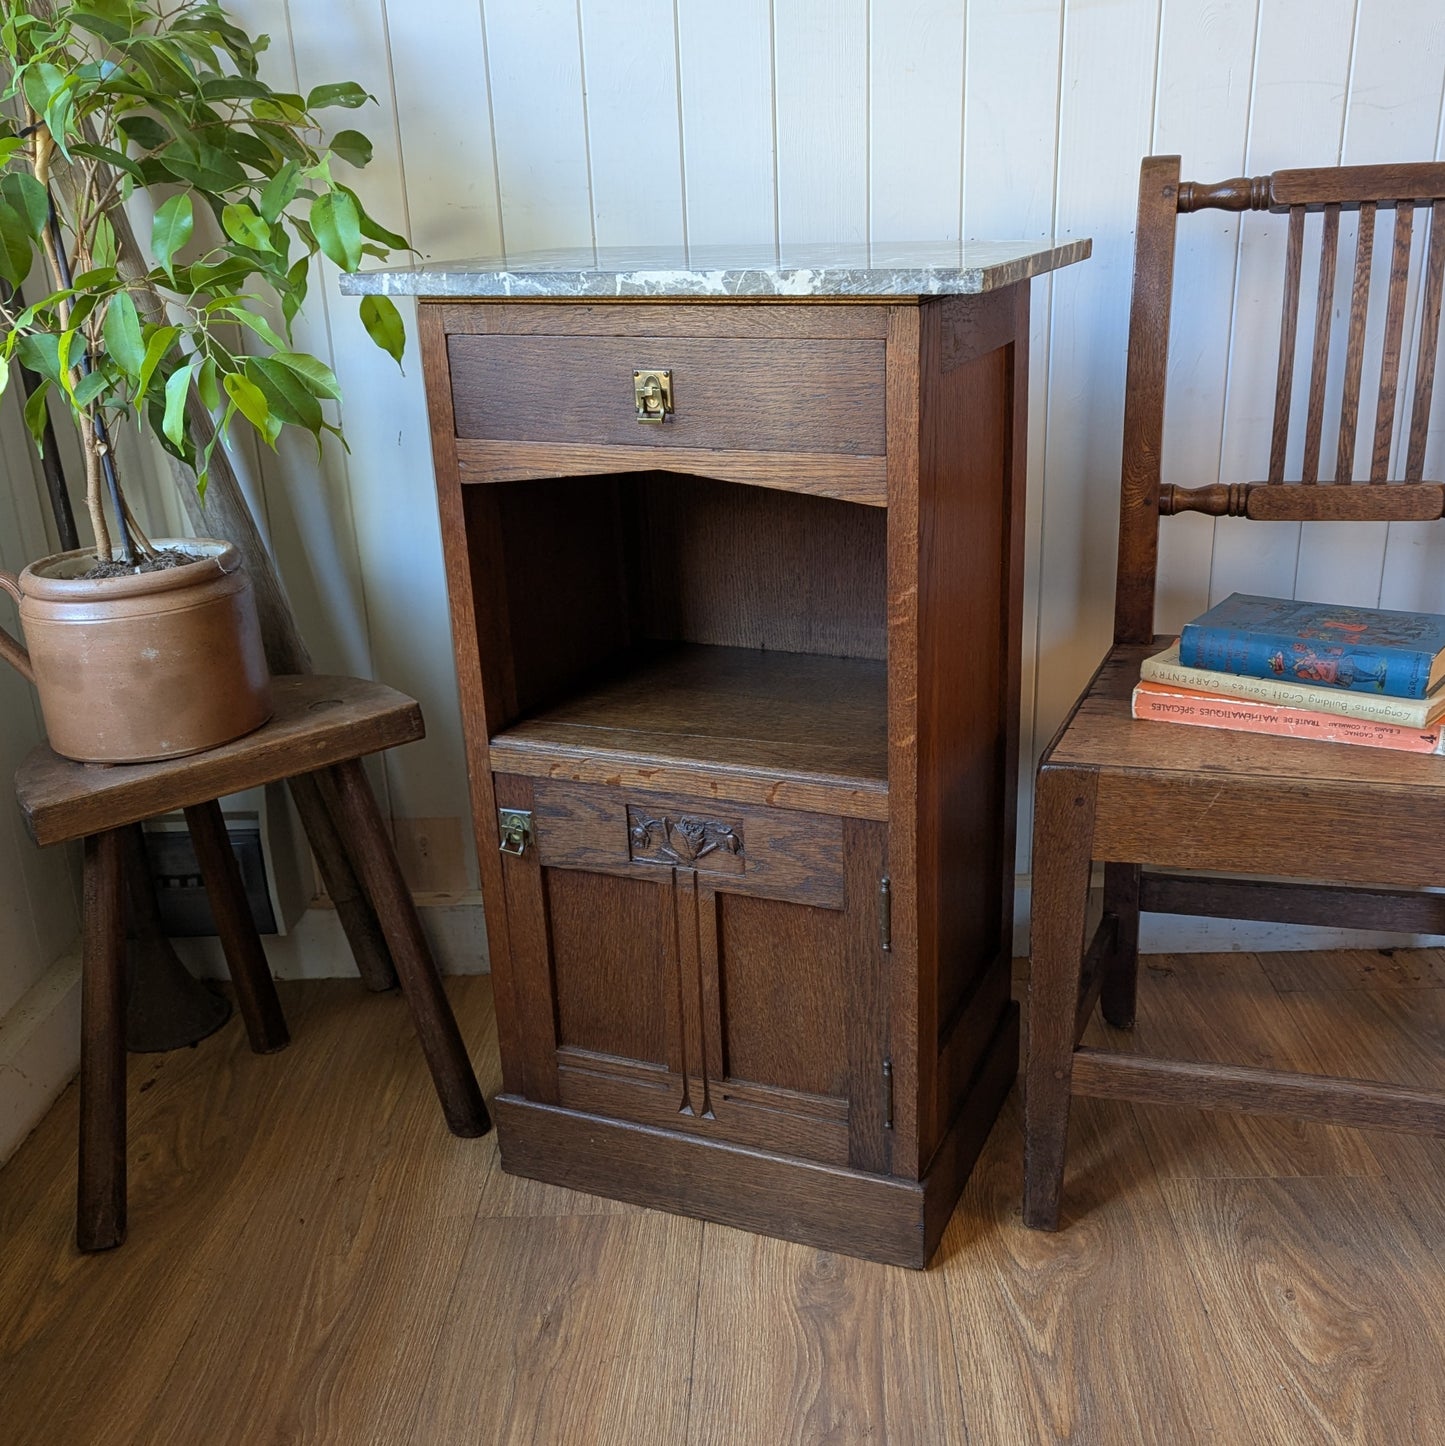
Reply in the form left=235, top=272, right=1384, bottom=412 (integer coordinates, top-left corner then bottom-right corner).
left=523, top=778, right=844, bottom=908
left=447, top=333, right=885, bottom=457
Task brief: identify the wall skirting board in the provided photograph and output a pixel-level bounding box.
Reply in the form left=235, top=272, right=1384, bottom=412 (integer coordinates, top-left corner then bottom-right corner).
left=0, top=949, right=81, bottom=1167
left=173, top=894, right=492, bottom=982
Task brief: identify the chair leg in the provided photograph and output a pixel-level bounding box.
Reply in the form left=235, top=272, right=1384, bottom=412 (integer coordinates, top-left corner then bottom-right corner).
left=78, top=830, right=127, bottom=1251
left=1023, top=767, right=1098, bottom=1232
left=183, top=801, right=289, bottom=1054
left=323, top=758, right=491, bottom=1137
left=1100, top=862, right=1141, bottom=1028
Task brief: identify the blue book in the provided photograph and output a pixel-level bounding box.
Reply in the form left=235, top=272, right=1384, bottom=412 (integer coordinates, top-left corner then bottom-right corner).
left=1178, top=593, right=1445, bottom=700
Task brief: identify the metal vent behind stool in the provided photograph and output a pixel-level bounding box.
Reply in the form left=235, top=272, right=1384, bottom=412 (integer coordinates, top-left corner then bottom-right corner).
left=143, top=817, right=278, bottom=937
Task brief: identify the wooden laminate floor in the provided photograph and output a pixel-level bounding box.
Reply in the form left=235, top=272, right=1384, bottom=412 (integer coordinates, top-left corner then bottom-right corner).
left=5, top=949, right=1445, bottom=1444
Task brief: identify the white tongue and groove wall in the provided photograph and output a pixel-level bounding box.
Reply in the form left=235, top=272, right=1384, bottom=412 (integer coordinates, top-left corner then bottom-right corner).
left=5, top=0, right=1445, bottom=1151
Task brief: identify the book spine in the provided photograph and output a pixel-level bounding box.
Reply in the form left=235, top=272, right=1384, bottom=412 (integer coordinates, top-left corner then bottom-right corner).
left=1131, top=684, right=1444, bottom=753
left=1178, top=623, right=1434, bottom=698
left=1139, top=652, right=1437, bottom=726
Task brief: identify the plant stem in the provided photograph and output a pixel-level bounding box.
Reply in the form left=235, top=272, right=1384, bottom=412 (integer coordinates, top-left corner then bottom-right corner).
left=44, top=194, right=139, bottom=564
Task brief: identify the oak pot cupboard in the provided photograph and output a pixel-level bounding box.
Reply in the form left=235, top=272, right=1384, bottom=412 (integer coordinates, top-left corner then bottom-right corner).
left=345, top=243, right=1088, bottom=1266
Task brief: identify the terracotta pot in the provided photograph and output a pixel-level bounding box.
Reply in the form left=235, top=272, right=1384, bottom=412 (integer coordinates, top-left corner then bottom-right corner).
left=0, top=538, right=272, bottom=764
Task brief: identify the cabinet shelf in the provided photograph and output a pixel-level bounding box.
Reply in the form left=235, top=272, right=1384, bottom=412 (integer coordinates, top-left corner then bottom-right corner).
left=488, top=643, right=888, bottom=819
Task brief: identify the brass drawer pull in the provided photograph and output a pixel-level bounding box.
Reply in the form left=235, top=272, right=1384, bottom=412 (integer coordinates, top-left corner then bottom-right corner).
left=633, top=369, right=673, bottom=424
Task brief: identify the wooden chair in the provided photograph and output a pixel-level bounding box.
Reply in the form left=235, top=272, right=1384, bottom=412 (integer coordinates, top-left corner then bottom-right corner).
left=1023, top=156, right=1445, bottom=1230
left=14, top=674, right=491, bottom=1251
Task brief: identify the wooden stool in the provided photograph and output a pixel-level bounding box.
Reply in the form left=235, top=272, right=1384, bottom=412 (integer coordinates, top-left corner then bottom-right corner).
left=15, top=674, right=491, bottom=1251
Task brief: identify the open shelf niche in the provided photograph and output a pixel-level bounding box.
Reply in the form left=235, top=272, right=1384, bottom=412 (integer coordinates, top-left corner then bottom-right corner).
left=468, top=469, right=888, bottom=814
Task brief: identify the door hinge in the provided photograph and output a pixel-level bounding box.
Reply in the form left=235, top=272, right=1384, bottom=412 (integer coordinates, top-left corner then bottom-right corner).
left=883, top=1057, right=894, bottom=1130
left=879, top=875, right=891, bottom=952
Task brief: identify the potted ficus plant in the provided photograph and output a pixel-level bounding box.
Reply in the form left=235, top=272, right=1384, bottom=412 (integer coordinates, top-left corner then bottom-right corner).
left=0, top=0, right=407, bottom=762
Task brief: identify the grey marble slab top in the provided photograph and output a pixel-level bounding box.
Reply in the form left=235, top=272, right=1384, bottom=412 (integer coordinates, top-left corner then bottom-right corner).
left=339, top=239, right=1090, bottom=299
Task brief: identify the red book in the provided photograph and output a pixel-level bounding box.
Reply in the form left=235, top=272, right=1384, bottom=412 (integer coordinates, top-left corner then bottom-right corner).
left=1131, top=681, right=1445, bottom=754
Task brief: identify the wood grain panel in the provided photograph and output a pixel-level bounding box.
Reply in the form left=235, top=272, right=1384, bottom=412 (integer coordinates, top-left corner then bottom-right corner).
left=716, top=891, right=848, bottom=1098
left=626, top=473, right=888, bottom=657
left=687, top=1227, right=966, bottom=1446
left=448, top=334, right=885, bottom=454
left=944, top=1093, right=1254, bottom=1442
left=530, top=779, right=846, bottom=908
left=17, top=676, right=424, bottom=848
left=1165, top=1177, right=1445, bottom=1440
left=411, top=1214, right=701, bottom=1446
left=546, top=868, right=672, bottom=1065
left=490, top=644, right=889, bottom=820
left=456, top=437, right=887, bottom=503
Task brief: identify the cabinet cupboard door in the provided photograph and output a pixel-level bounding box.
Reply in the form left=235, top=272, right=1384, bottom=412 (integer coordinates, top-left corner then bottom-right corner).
left=495, top=776, right=891, bottom=1173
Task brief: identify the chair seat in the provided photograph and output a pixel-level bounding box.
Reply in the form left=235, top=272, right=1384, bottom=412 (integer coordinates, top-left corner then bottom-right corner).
left=16, top=674, right=424, bottom=847
left=1047, top=637, right=1445, bottom=791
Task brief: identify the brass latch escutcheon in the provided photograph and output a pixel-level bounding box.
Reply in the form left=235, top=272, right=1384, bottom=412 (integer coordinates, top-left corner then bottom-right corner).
left=633, top=369, right=673, bottom=424
left=497, top=808, right=533, bottom=856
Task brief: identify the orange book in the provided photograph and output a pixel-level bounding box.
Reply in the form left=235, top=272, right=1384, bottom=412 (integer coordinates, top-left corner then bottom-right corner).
left=1131, top=681, right=1445, bottom=754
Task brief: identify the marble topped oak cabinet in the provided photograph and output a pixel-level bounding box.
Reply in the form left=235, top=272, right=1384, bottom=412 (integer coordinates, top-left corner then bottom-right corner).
left=344, top=240, right=1089, bottom=1267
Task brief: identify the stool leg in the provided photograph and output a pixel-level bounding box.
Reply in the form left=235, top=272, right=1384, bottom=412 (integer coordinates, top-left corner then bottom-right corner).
left=1023, top=768, right=1098, bottom=1232
left=78, top=830, right=127, bottom=1251
left=184, top=801, right=289, bottom=1054
left=324, top=758, right=490, bottom=1137
left=289, top=769, right=399, bottom=994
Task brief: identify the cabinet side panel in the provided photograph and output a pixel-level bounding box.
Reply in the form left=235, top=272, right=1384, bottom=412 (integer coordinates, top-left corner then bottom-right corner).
left=916, top=290, right=1024, bottom=1161
left=421, top=302, right=522, bottom=1090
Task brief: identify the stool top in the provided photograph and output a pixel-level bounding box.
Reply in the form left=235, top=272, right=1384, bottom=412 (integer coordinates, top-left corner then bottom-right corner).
left=16, top=674, right=424, bottom=847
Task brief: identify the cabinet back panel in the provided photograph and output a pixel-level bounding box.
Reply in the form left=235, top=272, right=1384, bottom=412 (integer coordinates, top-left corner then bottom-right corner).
left=716, top=891, right=848, bottom=1098
left=546, top=868, right=672, bottom=1067
left=626, top=474, right=887, bottom=660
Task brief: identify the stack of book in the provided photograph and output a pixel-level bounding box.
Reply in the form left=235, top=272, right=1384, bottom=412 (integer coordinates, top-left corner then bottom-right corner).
left=1132, top=593, right=1445, bottom=755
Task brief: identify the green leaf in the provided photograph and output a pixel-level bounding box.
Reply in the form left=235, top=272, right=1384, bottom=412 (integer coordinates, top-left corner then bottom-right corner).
left=199, top=75, right=269, bottom=101
left=102, top=291, right=145, bottom=377
left=137, top=323, right=180, bottom=401
left=151, top=192, right=193, bottom=278
left=157, top=136, right=248, bottom=192
left=221, top=201, right=274, bottom=252
left=0, top=199, right=33, bottom=288
left=117, top=114, right=169, bottom=152
left=269, top=349, right=341, bottom=401
left=91, top=214, right=117, bottom=272
left=246, top=355, right=321, bottom=431
left=306, top=81, right=372, bottom=111
left=0, top=171, right=50, bottom=238
left=16, top=334, right=62, bottom=389
left=223, top=369, right=280, bottom=444
left=280, top=256, right=309, bottom=328
left=340, top=186, right=409, bottom=251
left=248, top=121, right=308, bottom=163
left=252, top=93, right=307, bottom=126
left=162, top=361, right=192, bottom=446
left=56, top=328, right=78, bottom=401
left=209, top=301, right=288, bottom=353
left=73, top=370, right=109, bottom=408
left=359, top=294, right=405, bottom=366
left=258, top=161, right=300, bottom=223
left=20, top=62, right=65, bottom=116
left=328, top=129, right=372, bottom=168
left=22, top=379, right=50, bottom=452
left=310, top=189, right=361, bottom=271
left=197, top=354, right=219, bottom=411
